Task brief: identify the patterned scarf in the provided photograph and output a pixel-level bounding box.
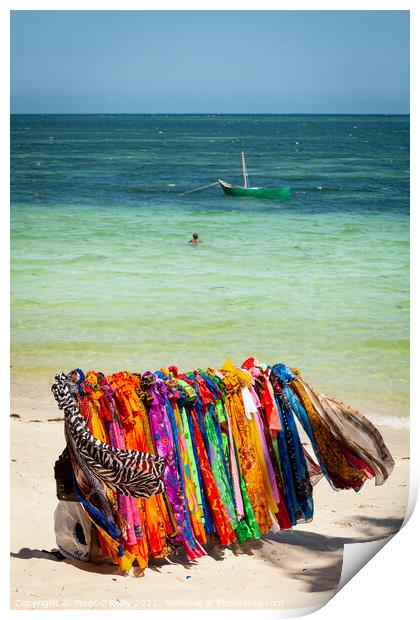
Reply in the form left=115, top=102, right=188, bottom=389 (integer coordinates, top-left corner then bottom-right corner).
left=51, top=372, right=166, bottom=499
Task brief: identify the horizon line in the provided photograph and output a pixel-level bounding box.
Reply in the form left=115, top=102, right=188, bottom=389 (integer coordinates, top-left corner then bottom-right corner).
left=10, top=112, right=410, bottom=116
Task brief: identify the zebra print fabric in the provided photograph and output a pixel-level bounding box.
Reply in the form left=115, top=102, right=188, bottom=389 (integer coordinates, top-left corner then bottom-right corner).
left=52, top=372, right=166, bottom=498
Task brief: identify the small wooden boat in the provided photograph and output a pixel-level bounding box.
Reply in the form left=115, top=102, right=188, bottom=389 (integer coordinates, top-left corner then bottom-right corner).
left=218, top=179, right=291, bottom=200
left=218, top=152, right=290, bottom=200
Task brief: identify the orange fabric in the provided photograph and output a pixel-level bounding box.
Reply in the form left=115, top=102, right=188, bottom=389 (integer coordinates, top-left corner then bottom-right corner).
left=108, top=372, right=177, bottom=561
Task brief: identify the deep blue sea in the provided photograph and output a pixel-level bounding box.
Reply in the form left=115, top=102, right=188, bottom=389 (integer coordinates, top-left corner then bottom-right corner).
left=10, top=114, right=409, bottom=423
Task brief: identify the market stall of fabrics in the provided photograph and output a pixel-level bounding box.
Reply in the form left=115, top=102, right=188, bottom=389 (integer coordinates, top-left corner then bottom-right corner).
left=51, top=358, right=394, bottom=574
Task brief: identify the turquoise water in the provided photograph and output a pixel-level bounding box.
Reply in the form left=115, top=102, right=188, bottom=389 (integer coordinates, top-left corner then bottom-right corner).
left=11, top=114, right=409, bottom=422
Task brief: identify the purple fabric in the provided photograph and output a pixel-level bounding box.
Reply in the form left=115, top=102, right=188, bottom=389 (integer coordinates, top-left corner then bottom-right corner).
left=224, top=408, right=244, bottom=518
left=146, top=374, right=188, bottom=543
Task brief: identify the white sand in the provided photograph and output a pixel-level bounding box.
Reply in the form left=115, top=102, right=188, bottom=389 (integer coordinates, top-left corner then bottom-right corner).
left=10, top=395, right=409, bottom=611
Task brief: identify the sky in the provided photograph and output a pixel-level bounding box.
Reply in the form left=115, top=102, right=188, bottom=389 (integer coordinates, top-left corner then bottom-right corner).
left=10, top=10, right=410, bottom=114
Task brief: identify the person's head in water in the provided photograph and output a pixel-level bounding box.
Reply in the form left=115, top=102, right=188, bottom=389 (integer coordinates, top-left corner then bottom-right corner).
left=188, top=232, right=202, bottom=244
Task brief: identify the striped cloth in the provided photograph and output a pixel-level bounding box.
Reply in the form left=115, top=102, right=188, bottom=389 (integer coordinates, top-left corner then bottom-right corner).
left=52, top=372, right=166, bottom=499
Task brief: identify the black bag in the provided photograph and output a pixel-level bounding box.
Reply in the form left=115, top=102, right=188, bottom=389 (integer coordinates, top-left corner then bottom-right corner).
left=54, top=448, right=78, bottom=502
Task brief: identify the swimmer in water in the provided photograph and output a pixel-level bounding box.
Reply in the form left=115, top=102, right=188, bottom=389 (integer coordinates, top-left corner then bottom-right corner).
left=188, top=233, right=202, bottom=244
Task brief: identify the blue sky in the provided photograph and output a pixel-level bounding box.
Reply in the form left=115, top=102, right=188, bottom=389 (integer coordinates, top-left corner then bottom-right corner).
left=10, top=10, right=409, bottom=114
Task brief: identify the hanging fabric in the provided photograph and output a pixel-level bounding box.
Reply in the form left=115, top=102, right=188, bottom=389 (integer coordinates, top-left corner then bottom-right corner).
left=51, top=358, right=394, bottom=574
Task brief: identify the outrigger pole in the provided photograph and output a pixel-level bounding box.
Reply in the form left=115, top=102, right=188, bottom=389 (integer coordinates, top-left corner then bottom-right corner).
left=179, top=181, right=219, bottom=196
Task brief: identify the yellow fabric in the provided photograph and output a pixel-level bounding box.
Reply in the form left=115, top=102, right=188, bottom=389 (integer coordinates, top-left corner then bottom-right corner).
left=221, top=366, right=272, bottom=534
left=249, top=414, right=279, bottom=517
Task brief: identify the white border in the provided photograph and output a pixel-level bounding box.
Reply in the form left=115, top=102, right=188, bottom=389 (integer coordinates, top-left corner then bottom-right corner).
left=2, top=3, right=416, bottom=619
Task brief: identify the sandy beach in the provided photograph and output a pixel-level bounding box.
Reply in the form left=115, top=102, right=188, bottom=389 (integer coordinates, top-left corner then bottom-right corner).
left=10, top=391, right=409, bottom=612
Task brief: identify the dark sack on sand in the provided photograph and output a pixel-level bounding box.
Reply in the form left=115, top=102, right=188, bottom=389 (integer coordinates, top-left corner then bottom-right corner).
left=54, top=448, right=78, bottom=502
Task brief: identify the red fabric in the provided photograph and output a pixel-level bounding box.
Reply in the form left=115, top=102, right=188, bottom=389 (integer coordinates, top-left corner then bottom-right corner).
left=190, top=407, right=237, bottom=546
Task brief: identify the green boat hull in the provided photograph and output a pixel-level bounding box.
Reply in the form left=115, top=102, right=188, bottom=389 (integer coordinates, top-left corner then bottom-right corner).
left=219, top=179, right=290, bottom=200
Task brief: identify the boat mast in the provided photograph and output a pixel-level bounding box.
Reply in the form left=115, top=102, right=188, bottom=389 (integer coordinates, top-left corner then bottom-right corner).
left=241, top=151, right=249, bottom=188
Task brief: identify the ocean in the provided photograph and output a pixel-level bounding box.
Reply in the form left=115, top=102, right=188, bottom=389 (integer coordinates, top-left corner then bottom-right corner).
left=10, top=114, right=409, bottom=424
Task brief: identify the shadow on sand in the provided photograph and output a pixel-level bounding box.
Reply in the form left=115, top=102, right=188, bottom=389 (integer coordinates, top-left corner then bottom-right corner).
left=11, top=514, right=404, bottom=592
